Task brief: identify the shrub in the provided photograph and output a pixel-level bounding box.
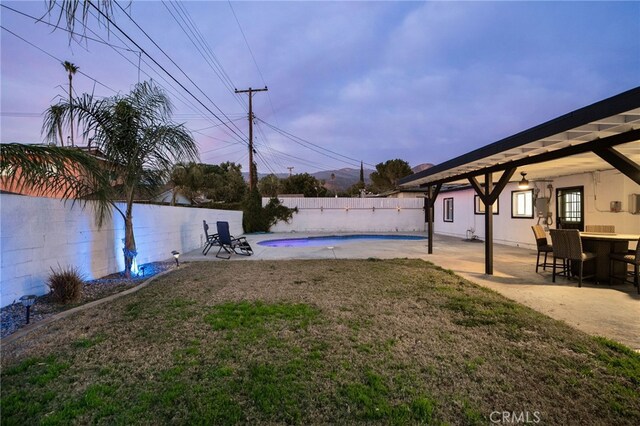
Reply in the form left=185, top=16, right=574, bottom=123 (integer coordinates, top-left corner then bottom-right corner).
left=47, top=265, right=84, bottom=304
left=242, top=188, right=297, bottom=233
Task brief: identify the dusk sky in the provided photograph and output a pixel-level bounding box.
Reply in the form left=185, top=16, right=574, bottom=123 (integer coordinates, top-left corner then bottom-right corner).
left=1, top=1, right=639, bottom=175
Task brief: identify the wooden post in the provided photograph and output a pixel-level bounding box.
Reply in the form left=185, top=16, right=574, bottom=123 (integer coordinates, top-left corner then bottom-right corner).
left=484, top=173, right=494, bottom=275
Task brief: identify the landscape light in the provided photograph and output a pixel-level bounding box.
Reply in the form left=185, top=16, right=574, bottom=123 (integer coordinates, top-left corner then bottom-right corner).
left=139, top=265, right=145, bottom=277
left=171, top=250, right=180, bottom=267
left=518, top=172, right=530, bottom=189
left=19, top=294, right=36, bottom=324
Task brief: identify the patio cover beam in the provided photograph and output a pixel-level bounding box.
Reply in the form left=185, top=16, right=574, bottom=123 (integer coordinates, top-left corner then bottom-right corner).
left=421, top=183, right=442, bottom=254
left=398, top=87, right=640, bottom=187
left=485, top=173, right=494, bottom=275
left=420, top=128, right=640, bottom=187
left=468, top=168, right=515, bottom=275
left=593, top=146, right=640, bottom=185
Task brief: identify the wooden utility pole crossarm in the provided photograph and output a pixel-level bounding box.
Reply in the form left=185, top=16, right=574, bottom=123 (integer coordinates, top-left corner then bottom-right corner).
left=235, top=86, right=268, bottom=190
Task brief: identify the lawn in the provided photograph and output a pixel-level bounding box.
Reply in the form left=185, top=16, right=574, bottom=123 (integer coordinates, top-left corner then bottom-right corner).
left=1, top=259, right=638, bottom=425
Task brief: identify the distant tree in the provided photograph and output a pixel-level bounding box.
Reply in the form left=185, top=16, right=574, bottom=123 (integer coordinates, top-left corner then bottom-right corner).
left=281, top=173, right=328, bottom=197
left=201, top=162, right=246, bottom=203
left=169, top=162, right=204, bottom=205
left=62, top=61, right=79, bottom=146
left=369, top=159, right=412, bottom=193
left=359, top=161, right=364, bottom=184
left=258, top=174, right=282, bottom=197
left=47, top=105, right=66, bottom=146
left=345, top=181, right=366, bottom=197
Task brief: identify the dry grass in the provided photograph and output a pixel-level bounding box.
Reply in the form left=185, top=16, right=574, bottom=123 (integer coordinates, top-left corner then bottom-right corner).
left=1, top=259, right=638, bottom=425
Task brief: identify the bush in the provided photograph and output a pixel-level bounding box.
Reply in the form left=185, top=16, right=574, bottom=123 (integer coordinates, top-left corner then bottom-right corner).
left=47, top=265, right=84, bottom=304
left=242, top=188, right=297, bottom=233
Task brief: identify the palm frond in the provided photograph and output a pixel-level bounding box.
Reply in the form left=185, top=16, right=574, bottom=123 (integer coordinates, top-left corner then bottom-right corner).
left=0, top=143, right=114, bottom=225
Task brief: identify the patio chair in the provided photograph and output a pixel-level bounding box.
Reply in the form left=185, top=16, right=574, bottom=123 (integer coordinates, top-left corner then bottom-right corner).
left=609, top=237, right=640, bottom=294
left=202, top=220, right=220, bottom=256
left=531, top=225, right=553, bottom=273
left=215, top=221, right=253, bottom=259
left=549, top=229, right=596, bottom=287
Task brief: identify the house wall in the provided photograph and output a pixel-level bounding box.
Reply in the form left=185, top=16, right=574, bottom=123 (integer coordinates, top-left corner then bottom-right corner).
left=433, top=169, right=640, bottom=250
left=0, top=194, right=243, bottom=307
left=265, top=197, right=425, bottom=233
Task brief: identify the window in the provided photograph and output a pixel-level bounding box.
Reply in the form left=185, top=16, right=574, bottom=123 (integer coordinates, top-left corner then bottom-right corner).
left=443, top=198, right=454, bottom=222
left=474, top=195, right=499, bottom=215
left=556, top=186, right=584, bottom=230
left=511, top=189, right=533, bottom=218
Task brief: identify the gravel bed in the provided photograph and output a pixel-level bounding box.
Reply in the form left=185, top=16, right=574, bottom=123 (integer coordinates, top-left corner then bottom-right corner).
left=1, top=261, right=175, bottom=339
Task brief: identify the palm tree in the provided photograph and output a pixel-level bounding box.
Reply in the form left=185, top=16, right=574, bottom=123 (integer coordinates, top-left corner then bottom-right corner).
left=0, top=143, right=112, bottom=218
left=41, top=81, right=198, bottom=276
left=169, top=162, right=204, bottom=205
left=45, top=105, right=66, bottom=146
left=45, top=1, right=116, bottom=40
left=62, top=61, right=79, bottom=146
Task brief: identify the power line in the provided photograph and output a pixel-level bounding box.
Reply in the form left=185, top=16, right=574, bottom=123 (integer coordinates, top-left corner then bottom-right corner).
left=161, top=1, right=240, bottom=102
left=0, top=25, right=118, bottom=94
left=83, top=1, right=247, bottom=145
left=258, top=118, right=375, bottom=168
left=110, top=1, right=248, bottom=144
left=1, top=4, right=138, bottom=54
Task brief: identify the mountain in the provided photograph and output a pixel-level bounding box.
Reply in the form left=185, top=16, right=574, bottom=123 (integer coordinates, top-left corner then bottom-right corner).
left=412, top=163, right=434, bottom=173
left=243, top=167, right=374, bottom=192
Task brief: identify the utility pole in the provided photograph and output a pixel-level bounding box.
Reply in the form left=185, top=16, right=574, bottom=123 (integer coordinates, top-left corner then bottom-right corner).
left=287, top=167, right=294, bottom=177
left=235, top=86, right=268, bottom=190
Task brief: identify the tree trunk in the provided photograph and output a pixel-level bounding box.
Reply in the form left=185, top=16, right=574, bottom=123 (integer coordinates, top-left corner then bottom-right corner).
left=123, top=194, right=137, bottom=278
left=69, top=74, right=74, bottom=146
left=57, top=122, right=64, bottom=147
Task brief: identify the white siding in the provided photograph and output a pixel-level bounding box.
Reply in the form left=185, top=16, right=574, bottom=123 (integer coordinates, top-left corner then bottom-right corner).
left=433, top=169, right=640, bottom=249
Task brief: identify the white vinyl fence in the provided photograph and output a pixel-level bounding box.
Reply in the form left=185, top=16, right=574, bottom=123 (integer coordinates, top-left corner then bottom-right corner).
left=0, top=194, right=243, bottom=307
left=265, top=197, right=426, bottom=233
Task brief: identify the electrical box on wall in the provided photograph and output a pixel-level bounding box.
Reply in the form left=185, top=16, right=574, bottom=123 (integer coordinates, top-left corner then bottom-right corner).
left=610, top=201, right=622, bottom=212
left=630, top=194, right=640, bottom=215
left=535, top=197, right=549, bottom=217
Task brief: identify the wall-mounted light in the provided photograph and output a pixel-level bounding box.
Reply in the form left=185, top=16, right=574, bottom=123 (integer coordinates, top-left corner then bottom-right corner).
left=171, top=250, right=180, bottom=267
left=20, top=295, right=36, bottom=324
left=518, top=172, right=530, bottom=189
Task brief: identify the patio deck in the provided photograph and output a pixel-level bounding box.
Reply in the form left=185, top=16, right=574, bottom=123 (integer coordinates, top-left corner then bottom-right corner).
left=183, top=233, right=639, bottom=350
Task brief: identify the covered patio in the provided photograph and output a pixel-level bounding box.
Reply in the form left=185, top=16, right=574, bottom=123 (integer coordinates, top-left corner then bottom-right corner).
left=399, top=87, right=640, bottom=275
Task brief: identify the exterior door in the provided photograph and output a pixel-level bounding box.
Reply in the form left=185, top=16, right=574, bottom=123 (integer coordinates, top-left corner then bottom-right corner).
left=556, top=186, right=584, bottom=231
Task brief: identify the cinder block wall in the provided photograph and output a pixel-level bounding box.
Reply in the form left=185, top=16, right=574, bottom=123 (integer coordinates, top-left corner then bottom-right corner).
left=0, top=194, right=243, bottom=307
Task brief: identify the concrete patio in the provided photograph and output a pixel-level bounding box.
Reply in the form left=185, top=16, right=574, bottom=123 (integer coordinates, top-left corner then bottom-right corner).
left=183, top=233, right=640, bottom=350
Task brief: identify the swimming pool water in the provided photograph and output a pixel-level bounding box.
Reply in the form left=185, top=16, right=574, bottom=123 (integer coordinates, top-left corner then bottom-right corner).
left=257, top=234, right=427, bottom=248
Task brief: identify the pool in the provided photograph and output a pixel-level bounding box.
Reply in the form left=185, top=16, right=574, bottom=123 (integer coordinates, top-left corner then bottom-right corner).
left=257, top=234, right=427, bottom=248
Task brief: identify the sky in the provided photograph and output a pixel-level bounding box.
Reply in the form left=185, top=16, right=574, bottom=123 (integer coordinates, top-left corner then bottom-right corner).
left=1, top=1, right=639, bottom=175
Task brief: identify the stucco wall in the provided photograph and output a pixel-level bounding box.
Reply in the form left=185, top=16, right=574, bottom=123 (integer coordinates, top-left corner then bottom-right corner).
left=0, top=194, right=243, bottom=307
left=265, top=197, right=426, bottom=233
left=433, top=169, right=640, bottom=249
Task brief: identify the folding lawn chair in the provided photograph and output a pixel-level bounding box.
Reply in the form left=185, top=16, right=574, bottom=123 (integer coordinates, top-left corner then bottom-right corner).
left=216, top=221, right=253, bottom=259
left=202, top=220, right=220, bottom=256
